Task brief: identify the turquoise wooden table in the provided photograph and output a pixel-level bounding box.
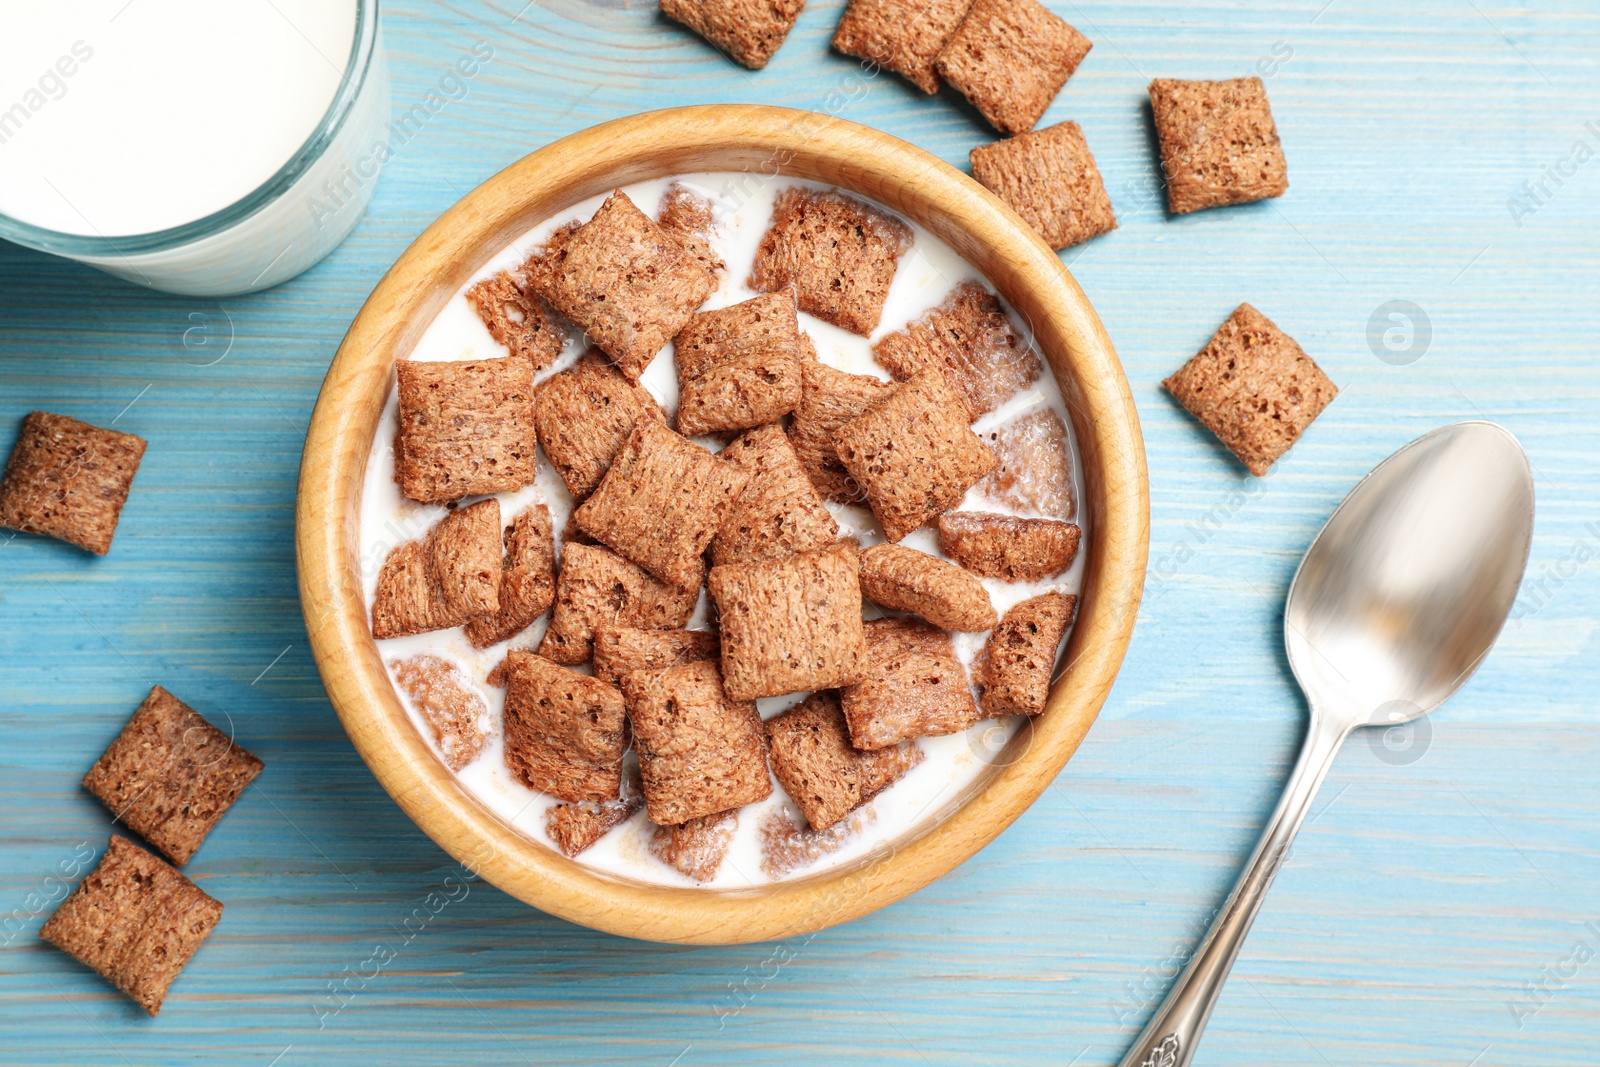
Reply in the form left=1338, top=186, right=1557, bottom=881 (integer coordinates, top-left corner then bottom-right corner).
left=3, top=2, right=1598, bottom=1063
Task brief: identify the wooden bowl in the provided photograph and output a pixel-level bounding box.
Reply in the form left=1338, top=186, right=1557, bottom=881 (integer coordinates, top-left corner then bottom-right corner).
left=296, top=105, right=1148, bottom=944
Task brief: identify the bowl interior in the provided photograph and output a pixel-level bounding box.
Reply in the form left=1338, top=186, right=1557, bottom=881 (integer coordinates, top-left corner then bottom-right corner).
left=296, top=105, right=1148, bottom=944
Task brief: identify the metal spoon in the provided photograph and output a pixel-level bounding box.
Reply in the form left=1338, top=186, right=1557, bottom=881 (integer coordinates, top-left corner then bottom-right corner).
left=1118, top=422, right=1534, bottom=1067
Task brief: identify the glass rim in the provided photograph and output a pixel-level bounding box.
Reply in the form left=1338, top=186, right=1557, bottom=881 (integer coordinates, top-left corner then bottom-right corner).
left=0, top=0, right=382, bottom=257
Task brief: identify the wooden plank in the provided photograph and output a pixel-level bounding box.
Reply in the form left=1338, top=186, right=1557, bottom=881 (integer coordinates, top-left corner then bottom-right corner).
left=2, top=0, right=1598, bottom=1063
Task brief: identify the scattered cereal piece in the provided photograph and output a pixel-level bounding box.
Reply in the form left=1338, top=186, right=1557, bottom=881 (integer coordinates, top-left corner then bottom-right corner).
left=391, top=654, right=493, bottom=771
left=978, top=407, right=1074, bottom=519
left=0, top=411, right=146, bottom=555
left=976, top=591, right=1076, bottom=716
left=709, top=423, right=838, bottom=566
left=371, top=499, right=503, bottom=640
left=675, top=291, right=805, bottom=436
left=527, top=190, right=715, bottom=381
left=656, top=182, right=723, bottom=275
left=787, top=356, right=896, bottom=504
left=873, top=281, right=1040, bottom=419
left=759, top=807, right=868, bottom=878
left=546, top=767, right=645, bottom=857
left=659, top=0, right=806, bottom=70
left=934, top=0, right=1092, bottom=135
left=832, top=0, right=973, bottom=94
left=465, top=267, right=564, bottom=370
left=842, top=617, right=981, bottom=749
left=1163, top=303, right=1336, bottom=475
left=463, top=504, right=556, bottom=648
left=39, top=836, right=223, bottom=1016
left=621, top=660, right=772, bottom=825
left=649, top=808, right=739, bottom=882
left=858, top=542, right=996, bottom=631
left=969, top=121, right=1117, bottom=251
left=537, top=542, right=699, bottom=666
left=749, top=187, right=913, bottom=336
left=573, top=421, right=749, bottom=589
left=532, top=350, right=668, bottom=500
left=81, top=686, right=264, bottom=866
left=1149, top=77, right=1289, bottom=215
left=394, top=356, right=537, bottom=504
left=502, top=649, right=628, bottom=802
left=936, top=511, right=1079, bottom=582
left=833, top=373, right=997, bottom=542
left=709, top=540, right=867, bottom=700
left=593, top=626, right=721, bottom=686
left=767, top=692, right=923, bottom=830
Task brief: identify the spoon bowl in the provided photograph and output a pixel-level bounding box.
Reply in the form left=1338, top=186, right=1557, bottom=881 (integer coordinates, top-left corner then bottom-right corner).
left=1120, top=422, right=1534, bottom=1067
left=1286, top=421, right=1535, bottom=728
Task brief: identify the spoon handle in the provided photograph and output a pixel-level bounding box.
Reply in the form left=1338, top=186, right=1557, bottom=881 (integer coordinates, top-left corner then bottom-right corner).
left=1117, top=712, right=1350, bottom=1067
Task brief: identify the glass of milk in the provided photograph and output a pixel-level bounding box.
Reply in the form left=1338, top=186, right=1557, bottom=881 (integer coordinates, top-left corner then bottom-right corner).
left=0, top=0, right=388, bottom=297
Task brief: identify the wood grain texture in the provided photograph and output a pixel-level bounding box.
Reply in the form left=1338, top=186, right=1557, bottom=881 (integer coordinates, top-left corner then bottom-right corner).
left=2, top=0, right=1599, bottom=1062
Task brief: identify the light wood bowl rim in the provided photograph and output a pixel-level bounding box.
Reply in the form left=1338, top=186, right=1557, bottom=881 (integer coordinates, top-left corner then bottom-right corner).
left=296, top=104, right=1149, bottom=945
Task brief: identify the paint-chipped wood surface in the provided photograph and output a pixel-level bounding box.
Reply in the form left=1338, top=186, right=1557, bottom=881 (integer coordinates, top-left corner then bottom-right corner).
left=2, top=1, right=1597, bottom=1063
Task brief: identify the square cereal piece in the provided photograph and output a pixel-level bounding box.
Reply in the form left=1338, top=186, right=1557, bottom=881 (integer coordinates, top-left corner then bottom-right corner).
left=787, top=357, right=895, bottom=504
left=748, top=187, right=913, bottom=336
left=573, top=420, right=749, bottom=589
left=976, top=591, right=1075, bottom=716
left=465, top=267, right=564, bottom=370
left=545, top=767, right=644, bottom=857
left=858, top=542, right=995, bottom=632
left=970, top=122, right=1117, bottom=251
left=832, top=0, right=973, bottom=94
left=708, top=540, right=867, bottom=701
left=709, top=423, right=838, bottom=566
left=674, top=291, right=804, bottom=436
left=1164, top=303, right=1337, bottom=475
left=592, top=626, right=721, bottom=686
left=934, top=0, right=1092, bottom=135
left=0, top=411, right=146, bottom=555
left=527, top=190, right=715, bottom=381
left=391, top=654, right=493, bottom=771
left=649, top=808, right=739, bottom=882
left=659, top=0, right=804, bottom=70
left=833, top=373, right=998, bottom=542
left=873, top=281, right=1041, bottom=420
left=936, top=511, right=1079, bottom=583
left=39, top=836, right=222, bottom=1016
left=371, top=499, right=502, bottom=640
left=537, top=542, right=699, bottom=665
left=533, top=350, right=668, bottom=499
left=621, top=660, right=771, bottom=825
left=841, top=617, right=980, bottom=750
left=759, top=807, right=865, bottom=877
left=1149, top=77, right=1289, bottom=215
left=395, top=356, right=537, bottom=504
left=82, top=686, right=264, bottom=866
left=464, top=504, right=556, bottom=648
left=656, top=182, right=724, bottom=275
left=978, top=407, right=1074, bottom=519
left=767, top=692, right=923, bottom=830
left=502, top=649, right=628, bottom=802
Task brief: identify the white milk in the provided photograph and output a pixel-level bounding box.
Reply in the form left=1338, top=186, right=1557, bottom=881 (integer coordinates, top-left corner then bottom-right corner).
left=0, top=1, right=386, bottom=295
left=360, top=174, right=1088, bottom=889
